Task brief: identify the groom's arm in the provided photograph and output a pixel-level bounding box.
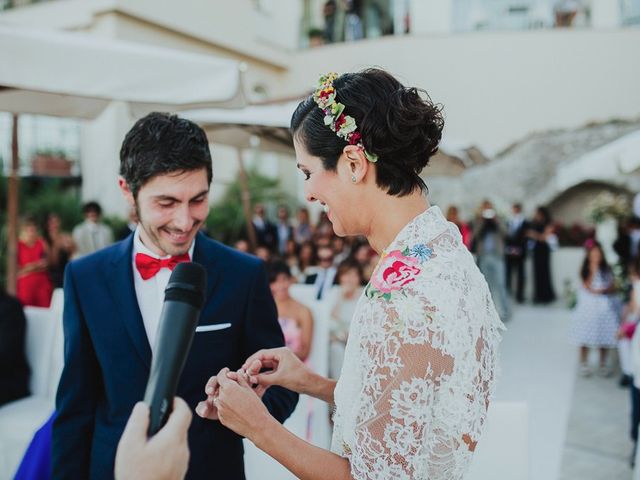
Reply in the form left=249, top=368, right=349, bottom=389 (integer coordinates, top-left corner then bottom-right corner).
left=242, top=262, right=298, bottom=423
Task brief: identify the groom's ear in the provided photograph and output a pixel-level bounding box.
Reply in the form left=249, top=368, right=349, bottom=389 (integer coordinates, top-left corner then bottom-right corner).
left=118, top=177, right=135, bottom=207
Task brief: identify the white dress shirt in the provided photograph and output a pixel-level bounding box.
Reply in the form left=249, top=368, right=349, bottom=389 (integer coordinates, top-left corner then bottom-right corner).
left=131, top=227, right=195, bottom=353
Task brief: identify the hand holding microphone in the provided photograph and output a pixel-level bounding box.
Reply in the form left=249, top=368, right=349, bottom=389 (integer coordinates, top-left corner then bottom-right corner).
left=115, top=398, right=192, bottom=480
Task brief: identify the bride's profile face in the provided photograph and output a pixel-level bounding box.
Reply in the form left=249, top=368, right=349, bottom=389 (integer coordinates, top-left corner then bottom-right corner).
left=294, top=138, right=360, bottom=237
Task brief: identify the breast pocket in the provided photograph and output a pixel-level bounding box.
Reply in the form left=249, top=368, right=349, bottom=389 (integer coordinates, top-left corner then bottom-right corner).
left=195, top=322, right=232, bottom=333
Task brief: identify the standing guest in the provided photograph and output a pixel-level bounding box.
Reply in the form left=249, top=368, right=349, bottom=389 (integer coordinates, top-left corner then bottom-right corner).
left=474, top=200, right=512, bottom=321
left=43, top=212, right=75, bottom=290
left=446, top=205, right=472, bottom=250
left=72, top=201, right=114, bottom=258
left=275, top=205, right=294, bottom=256
left=251, top=203, right=278, bottom=252
left=629, top=217, right=640, bottom=260
left=322, top=0, right=337, bottom=43
left=0, top=287, right=30, bottom=406
left=304, top=245, right=338, bottom=300
left=53, top=112, right=297, bottom=480
left=619, top=256, right=640, bottom=387
left=527, top=206, right=557, bottom=304
left=17, top=216, right=53, bottom=307
left=199, top=69, right=503, bottom=480
left=116, top=207, right=139, bottom=241
left=268, top=261, right=314, bottom=362
left=328, top=259, right=364, bottom=379
left=504, top=203, right=529, bottom=303
left=343, top=0, right=364, bottom=41
left=293, top=207, right=314, bottom=244
left=569, top=240, right=620, bottom=376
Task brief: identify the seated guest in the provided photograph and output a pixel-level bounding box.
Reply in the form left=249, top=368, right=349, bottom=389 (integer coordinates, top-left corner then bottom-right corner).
left=43, top=212, right=75, bottom=290
left=304, top=245, right=338, bottom=300
left=329, top=259, right=364, bottom=378
left=0, top=287, right=30, bottom=406
left=268, top=261, right=314, bottom=362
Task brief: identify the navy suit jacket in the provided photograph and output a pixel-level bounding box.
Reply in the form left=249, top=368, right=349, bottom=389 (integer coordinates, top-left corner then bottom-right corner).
left=52, top=232, right=298, bottom=480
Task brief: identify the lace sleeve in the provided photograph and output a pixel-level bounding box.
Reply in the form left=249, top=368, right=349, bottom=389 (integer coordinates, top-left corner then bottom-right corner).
left=348, top=282, right=498, bottom=479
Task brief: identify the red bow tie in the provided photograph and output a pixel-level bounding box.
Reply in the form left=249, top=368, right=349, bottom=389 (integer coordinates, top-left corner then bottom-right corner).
left=135, top=252, right=190, bottom=280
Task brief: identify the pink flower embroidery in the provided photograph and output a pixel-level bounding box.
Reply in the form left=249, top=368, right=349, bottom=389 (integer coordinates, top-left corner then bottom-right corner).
left=371, top=251, right=421, bottom=294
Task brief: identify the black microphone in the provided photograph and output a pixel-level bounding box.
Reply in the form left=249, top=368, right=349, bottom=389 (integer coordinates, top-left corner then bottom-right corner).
left=143, top=261, right=207, bottom=436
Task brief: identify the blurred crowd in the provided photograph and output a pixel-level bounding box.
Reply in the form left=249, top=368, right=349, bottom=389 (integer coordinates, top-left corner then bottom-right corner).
left=8, top=198, right=563, bottom=387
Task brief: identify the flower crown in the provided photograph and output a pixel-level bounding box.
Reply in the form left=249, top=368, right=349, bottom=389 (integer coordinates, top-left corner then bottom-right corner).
left=312, top=72, right=378, bottom=163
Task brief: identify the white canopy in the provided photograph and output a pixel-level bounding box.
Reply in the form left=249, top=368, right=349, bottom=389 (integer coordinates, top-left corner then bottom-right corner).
left=183, top=101, right=300, bottom=154
left=0, top=24, right=244, bottom=119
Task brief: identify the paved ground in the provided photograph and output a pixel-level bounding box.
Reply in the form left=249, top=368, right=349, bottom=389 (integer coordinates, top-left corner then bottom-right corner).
left=558, top=357, right=633, bottom=479
left=497, top=303, right=635, bottom=480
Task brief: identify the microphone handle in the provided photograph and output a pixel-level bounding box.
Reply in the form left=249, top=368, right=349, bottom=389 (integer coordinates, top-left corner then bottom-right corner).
left=143, top=300, right=200, bottom=436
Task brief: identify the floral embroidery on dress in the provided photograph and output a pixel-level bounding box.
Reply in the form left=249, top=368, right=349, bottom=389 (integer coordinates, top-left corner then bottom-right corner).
left=367, top=244, right=434, bottom=301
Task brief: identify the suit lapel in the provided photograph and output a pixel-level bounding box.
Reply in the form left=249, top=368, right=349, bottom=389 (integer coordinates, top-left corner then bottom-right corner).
left=192, top=232, right=222, bottom=307
left=107, top=236, right=152, bottom=370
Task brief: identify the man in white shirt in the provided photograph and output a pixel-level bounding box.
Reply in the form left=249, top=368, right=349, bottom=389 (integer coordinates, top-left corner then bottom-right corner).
left=72, top=201, right=114, bottom=258
left=304, top=245, right=337, bottom=300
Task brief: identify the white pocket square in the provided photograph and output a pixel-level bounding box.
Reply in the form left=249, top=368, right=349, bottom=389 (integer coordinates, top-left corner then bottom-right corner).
left=195, top=323, right=232, bottom=333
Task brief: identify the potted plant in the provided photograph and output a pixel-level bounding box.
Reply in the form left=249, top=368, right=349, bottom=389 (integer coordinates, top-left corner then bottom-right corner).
left=586, top=191, right=629, bottom=262
left=31, top=149, right=73, bottom=177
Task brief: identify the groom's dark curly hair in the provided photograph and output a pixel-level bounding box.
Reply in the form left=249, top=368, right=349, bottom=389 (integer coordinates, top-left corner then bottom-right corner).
left=119, top=112, right=212, bottom=198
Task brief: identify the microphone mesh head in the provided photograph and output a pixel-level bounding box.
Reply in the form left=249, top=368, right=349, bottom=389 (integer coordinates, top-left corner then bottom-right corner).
left=165, top=262, right=207, bottom=309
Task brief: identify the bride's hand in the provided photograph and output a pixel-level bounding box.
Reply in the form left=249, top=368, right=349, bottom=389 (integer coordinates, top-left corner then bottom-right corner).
left=201, top=367, right=274, bottom=440
left=242, top=347, right=312, bottom=395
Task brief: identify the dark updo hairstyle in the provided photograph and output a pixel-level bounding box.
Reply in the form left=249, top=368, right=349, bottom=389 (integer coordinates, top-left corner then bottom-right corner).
left=290, top=68, right=444, bottom=197
left=120, top=112, right=213, bottom=198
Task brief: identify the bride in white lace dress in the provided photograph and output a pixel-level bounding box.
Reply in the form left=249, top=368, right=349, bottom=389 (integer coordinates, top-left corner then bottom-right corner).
left=197, top=69, right=504, bottom=480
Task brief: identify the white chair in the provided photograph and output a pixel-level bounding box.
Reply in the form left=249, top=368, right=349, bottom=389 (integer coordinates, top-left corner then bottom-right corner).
left=465, top=401, right=529, bottom=480
left=0, top=289, right=64, bottom=480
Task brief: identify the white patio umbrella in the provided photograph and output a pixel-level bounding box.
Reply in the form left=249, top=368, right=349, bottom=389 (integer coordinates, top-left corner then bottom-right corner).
left=0, top=24, right=245, bottom=293
left=183, top=101, right=299, bottom=251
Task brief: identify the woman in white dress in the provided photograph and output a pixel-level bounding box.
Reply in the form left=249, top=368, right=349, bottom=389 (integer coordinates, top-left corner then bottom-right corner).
left=197, top=69, right=504, bottom=480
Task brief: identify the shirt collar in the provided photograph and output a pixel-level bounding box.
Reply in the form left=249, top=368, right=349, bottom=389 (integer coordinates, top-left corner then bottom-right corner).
left=132, top=226, right=195, bottom=260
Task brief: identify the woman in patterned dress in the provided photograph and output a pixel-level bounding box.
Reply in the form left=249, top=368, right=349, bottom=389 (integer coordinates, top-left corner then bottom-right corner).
left=197, top=68, right=504, bottom=480
left=569, top=240, right=621, bottom=376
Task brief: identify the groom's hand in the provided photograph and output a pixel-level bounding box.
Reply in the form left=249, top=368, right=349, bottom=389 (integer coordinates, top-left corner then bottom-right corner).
left=195, top=371, right=224, bottom=421
left=196, top=367, right=265, bottom=421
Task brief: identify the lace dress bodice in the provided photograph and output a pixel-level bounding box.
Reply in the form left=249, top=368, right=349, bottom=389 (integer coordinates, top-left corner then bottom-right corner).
left=331, top=206, right=504, bottom=479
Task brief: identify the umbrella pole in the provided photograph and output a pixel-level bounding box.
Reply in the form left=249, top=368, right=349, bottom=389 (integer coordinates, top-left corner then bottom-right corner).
left=6, top=114, right=19, bottom=295
left=236, top=148, right=256, bottom=253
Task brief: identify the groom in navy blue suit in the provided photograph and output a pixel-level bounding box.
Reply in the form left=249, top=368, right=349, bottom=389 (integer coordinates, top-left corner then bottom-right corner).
left=52, top=112, right=298, bottom=480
